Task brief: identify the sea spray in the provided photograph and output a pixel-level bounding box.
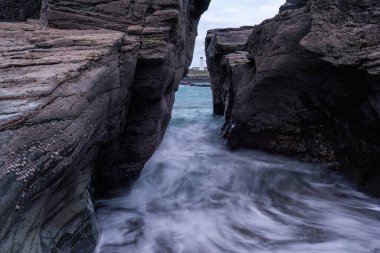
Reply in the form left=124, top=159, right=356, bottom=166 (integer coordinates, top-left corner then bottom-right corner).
left=96, top=86, right=380, bottom=253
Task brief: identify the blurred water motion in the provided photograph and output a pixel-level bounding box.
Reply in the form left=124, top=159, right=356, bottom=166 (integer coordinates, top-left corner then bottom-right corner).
left=96, top=86, right=380, bottom=253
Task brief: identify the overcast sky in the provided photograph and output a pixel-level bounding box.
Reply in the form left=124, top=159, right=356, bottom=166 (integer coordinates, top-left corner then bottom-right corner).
left=190, top=0, right=285, bottom=67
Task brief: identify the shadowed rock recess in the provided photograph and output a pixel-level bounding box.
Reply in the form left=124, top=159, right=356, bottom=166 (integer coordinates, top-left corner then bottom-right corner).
left=0, top=0, right=210, bottom=252
left=0, top=0, right=41, bottom=21
left=206, top=0, right=380, bottom=195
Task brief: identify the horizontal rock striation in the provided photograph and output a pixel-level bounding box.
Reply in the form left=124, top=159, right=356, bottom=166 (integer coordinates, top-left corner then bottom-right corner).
left=0, top=22, right=131, bottom=253
left=0, top=0, right=210, bottom=252
left=206, top=0, right=380, bottom=195
left=41, top=0, right=211, bottom=191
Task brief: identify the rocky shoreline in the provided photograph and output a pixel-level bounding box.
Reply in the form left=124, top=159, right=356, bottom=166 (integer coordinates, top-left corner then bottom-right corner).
left=180, top=77, right=210, bottom=86
left=206, top=0, right=380, bottom=196
left=180, top=68, right=210, bottom=86
left=0, top=0, right=210, bottom=252
left=0, top=0, right=379, bottom=251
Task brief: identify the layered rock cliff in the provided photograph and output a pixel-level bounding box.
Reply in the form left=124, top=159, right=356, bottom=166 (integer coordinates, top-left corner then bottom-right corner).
left=0, top=0, right=210, bottom=252
left=206, top=0, right=380, bottom=195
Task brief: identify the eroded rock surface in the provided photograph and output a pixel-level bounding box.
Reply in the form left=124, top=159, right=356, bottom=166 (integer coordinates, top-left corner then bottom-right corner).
left=206, top=27, right=254, bottom=115
left=0, top=22, right=131, bottom=253
left=0, top=0, right=210, bottom=252
left=0, top=0, right=42, bottom=21
left=39, top=0, right=211, bottom=190
left=206, top=0, right=380, bottom=195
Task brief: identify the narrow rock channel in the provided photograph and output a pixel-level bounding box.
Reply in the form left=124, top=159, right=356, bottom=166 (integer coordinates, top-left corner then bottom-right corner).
left=95, top=86, right=380, bottom=253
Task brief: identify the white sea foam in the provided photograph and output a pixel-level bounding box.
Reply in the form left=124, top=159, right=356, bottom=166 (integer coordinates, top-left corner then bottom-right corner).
left=96, top=86, right=380, bottom=253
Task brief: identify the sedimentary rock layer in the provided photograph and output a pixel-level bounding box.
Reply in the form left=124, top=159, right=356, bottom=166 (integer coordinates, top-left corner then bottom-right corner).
left=0, top=0, right=210, bottom=252
left=0, top=22, right=132, bottom=253
left=40, top=0, right=211, bottom=190
left=206, top=0, right=380, bottom=195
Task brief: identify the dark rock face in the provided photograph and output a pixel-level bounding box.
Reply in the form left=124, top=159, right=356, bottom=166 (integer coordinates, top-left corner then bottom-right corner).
left=0, top=0, right=210, bottom=252
left=206, top=0, right=380, bottom=195
left=0, top=0, right=42, bottom=21
left=279, top=0, right=308, bottom=12
left=205, top=27, right=255, bottom=115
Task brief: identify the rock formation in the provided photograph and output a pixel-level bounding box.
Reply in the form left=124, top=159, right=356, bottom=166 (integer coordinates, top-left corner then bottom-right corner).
left=206, top=0, right=380, bottom=195
left=0, top=0, right=210, bottom=252
left=279, top=0, right=308, bottom=12
left=0, top=0, right=41, bottom=21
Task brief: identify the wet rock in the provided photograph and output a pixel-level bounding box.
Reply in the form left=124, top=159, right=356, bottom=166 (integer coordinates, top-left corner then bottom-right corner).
left=0, top=0, right=210, bottom=252
left=206, top=0, right=380, bottom=195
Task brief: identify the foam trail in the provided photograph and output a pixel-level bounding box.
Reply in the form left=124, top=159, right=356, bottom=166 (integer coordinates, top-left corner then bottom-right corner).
left=96, top=86, right=380, bottom=253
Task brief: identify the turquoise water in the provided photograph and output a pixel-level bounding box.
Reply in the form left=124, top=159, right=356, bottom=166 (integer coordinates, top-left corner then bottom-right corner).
left=96, top=86, right=380, bottom=253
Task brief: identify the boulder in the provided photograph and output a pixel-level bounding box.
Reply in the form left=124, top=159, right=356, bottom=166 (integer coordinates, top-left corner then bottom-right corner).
left=206, top=0, right=380, bottom=195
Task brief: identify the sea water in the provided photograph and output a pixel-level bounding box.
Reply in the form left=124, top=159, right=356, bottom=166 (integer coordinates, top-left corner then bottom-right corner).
left=95, top=86, right=380, bottom=253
